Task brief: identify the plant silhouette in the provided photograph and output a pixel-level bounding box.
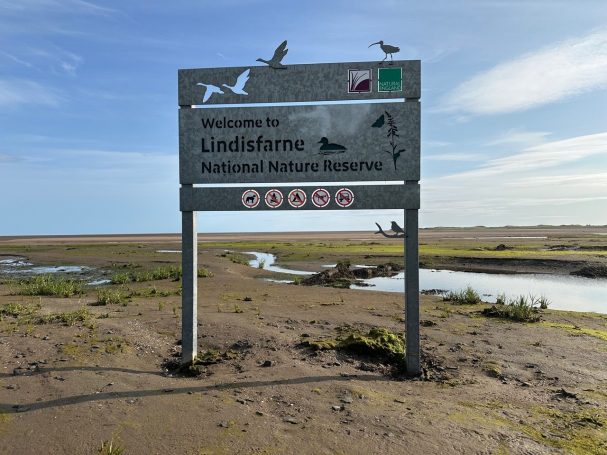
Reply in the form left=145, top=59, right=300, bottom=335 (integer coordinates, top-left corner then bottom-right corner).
left=372, top=111, right=405, bottom=170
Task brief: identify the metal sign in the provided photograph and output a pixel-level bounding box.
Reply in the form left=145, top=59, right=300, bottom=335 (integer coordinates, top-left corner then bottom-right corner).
left=179, top=103, right=419, bottom=184
left=178, top=55, right=421, bottom=375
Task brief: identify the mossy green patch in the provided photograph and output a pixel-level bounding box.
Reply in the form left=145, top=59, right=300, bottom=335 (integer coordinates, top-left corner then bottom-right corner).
left=302, top=339, right=338, bottom=351
left=302, top=327, right=405, bottom=361
left=539, top=322, right=607, bottom=341
left=339, top=327, right=404, bottom=358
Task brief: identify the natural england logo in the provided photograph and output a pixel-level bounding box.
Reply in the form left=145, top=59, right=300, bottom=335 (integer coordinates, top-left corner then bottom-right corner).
left=377, top=67, right=402, bottom=92
left=348, top=69, right=371, bottom=93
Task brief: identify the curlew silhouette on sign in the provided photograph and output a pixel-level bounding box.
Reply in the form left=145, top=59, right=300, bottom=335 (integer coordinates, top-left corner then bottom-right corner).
left=222, top=69, right=250, bottom=95
left=257, top=40, right=288, bottom=69
left=369, top=40, right=400, bottom=65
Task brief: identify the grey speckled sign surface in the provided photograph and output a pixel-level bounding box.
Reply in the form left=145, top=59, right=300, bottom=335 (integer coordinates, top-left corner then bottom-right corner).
left=178, top=60, right=420, bottom=105
left=179, top=102, right=419, bottom=184
left=180, top=184, right=419, bottom=211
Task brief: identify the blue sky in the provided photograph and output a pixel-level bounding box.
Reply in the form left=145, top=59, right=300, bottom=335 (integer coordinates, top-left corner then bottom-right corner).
left=1, top=0, right=606, bottom=235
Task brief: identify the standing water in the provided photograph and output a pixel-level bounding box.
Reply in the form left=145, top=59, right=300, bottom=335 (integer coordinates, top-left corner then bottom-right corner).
left=247, top=252, right=607, bottom=314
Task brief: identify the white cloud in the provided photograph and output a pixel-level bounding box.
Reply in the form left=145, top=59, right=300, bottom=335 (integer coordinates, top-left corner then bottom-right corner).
left=0, top=0, right=114, bottom=15
left=0, top=79, right=60, bottom=106
left=422, top=132, right=607, bottom=226
left=440, top=30, right=607, bottom=115
left=450, top=132, right=607, bottom=178
left=424, top=152, right=483, bottom=161
left=486, top=129, right=551, bottom=147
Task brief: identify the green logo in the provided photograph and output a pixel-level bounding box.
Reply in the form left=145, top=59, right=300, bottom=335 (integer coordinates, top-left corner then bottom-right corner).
left=378, top=67, right=402, bottom=92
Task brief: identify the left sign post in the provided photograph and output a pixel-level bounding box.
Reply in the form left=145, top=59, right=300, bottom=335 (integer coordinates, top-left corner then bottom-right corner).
left=180, top=104, right=197, bottom=364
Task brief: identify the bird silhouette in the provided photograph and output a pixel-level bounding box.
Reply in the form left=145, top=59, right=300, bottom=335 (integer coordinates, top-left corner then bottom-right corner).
left=390, top=221, right=404, bottom=234
left=257, top=40, right=288, bottom=69
left=318, top=137, right=347, bottom=155
left=371, top=114, right=385, bottom=128
left=369, top=40, right=400, bottom=64
left=196, top=83, right=224, bottom=103
left=222, top=69, right=250, bottom=95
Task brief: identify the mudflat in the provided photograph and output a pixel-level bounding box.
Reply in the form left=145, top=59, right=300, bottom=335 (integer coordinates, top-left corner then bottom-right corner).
left=0, top=226, right=606, bottom=454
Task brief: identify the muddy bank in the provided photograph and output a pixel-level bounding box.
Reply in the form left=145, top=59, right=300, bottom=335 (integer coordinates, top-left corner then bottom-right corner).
left=420, top=255, right=607, bottom=277
left=299, top=261, right=402, bottom=288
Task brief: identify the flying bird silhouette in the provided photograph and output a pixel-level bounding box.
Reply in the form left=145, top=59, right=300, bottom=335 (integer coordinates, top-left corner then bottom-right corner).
left=257, top=40, right=288, bottom=69
left=196, top=83, right=224, bottom=103
left=390, top=221, right=405, bottom=234
left=222, top=69, right=250, bottom=95
left=369, top=40, right=400, bottom=64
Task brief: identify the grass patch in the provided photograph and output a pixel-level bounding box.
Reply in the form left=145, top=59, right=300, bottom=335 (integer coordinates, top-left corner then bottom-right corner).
left=443, top=286, right=482, bottom=305
left=111, top=266, right=212, bottom=284
left=220, top=251, right=251, bottom=265
left=98, top=440, right=124, bottom=455
left=197, top=267, right=213, bottom=278
left=13, top=275, right=83, bottom=297
left=38, top=308, right=90, bottom=326
left=482, top=294, right=549, bottom=322
left=95, top=288, right=129, bottom=306
left=0, top=302, right=40, bottom=319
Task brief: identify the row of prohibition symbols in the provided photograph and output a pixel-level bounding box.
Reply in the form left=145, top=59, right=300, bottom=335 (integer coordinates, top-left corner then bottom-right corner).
left=241, top=188, right=354, bottom=209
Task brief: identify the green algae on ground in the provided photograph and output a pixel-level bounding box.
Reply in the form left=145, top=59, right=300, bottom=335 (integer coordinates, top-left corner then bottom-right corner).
left=339, top=327, right=405, bottom=358
left=302, top=327, right=405, bottom=361
left=539, top=322, right=607, bottom=341
left=453, top=400, right=607, bottom=454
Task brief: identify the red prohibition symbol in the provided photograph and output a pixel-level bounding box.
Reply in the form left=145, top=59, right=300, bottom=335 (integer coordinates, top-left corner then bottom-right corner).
left=264, top=189, right=284, bottom=209
left=241, top=189, right=260, bottom=208
left=311, top=188, right=330, bottom=208
left=288, top=189, right=307, bottom=208
left=335, top=188, right=354, bottom=208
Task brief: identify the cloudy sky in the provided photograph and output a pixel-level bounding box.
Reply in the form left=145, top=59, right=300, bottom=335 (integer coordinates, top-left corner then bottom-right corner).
left=1, top=0, right=606, bottom=235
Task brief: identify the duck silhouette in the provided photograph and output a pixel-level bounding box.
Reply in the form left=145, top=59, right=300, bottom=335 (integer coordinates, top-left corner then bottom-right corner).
left=318, top=137, right=347, bottom=155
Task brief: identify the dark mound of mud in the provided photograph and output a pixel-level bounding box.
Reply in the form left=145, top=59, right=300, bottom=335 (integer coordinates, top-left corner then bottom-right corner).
left=300, top=261, right=402, bottom=289
left=571, top=264, right=607, bottom=278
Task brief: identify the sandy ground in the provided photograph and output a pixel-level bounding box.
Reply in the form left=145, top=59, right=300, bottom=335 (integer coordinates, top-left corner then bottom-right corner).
left=0, top=230, right=606, bottom=454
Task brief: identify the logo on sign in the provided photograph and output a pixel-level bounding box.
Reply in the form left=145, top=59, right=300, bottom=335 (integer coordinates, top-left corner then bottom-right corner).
left=348, top=69, right=371, bottom=93
left=335, top=188, right=354, bottom=208
left=241, top=189, right=260, bottom=208
left=288, top=189, right=307, bottom=208
left=378, top=67, right=402, bottom=92
left=264, top=189, right=284, bottom=209
left=311, top=188, right=330, bottom=208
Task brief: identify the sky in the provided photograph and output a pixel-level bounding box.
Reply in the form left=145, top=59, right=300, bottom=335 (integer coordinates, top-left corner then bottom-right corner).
left=1, top=0, right=607, bottom=235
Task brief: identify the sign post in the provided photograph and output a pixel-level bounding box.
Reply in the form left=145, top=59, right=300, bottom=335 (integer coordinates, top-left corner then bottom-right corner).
left=178, top=59, right=421, bottom=374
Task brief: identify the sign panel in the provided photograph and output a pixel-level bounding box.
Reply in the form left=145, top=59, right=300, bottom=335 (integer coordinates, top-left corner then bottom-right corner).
left=178, top=60, right=420, bottom=106
left=180, top=184, right=419, bottom=212
left=179, top=102, right=419, bottom=184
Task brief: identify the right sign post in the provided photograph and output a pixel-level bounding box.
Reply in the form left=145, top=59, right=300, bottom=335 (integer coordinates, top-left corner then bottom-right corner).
left=178, top=59, right=421, bottom=375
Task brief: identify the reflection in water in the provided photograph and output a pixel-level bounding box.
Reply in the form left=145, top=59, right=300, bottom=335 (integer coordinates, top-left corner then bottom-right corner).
left=247, top=252, right=607, bottom=314
left=247, top=252, right=314, bottom=276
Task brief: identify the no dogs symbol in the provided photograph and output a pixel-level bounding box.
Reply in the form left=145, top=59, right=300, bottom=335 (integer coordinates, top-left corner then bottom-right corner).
left=335, top=188, right=354, bottom=208
left=242, top=189, right=260, bottom=208
left=311, top=188, right=330, bottom=208
left=264, top=189, right=284, bottom=209
left=288, top=189, right=307, bottom=208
